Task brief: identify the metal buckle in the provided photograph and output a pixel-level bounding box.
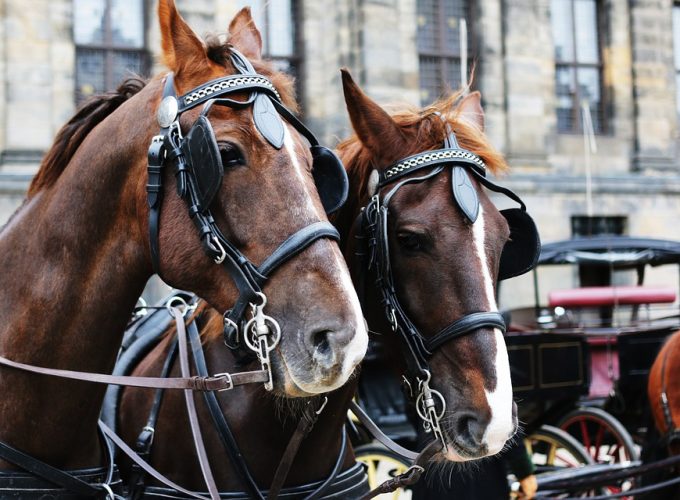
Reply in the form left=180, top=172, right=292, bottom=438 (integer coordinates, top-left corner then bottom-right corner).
left=214, top=372, right=234, bottom=391
left=211, top=235, right=227, bottom=264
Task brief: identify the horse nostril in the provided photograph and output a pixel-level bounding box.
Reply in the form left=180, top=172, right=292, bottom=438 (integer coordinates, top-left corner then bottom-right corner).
left=312, top=330, right=332, bottom=358
left=454, top=412, right=487, bottom=450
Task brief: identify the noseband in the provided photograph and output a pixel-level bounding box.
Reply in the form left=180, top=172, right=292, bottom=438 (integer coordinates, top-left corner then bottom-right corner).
left=146, top=49, right=348, bottom=389
left=357, top=121, right=540, bottom=449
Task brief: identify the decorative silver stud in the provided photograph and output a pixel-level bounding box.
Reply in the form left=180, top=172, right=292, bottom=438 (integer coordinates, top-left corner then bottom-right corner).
left=157, top=96, right=178, bottom=129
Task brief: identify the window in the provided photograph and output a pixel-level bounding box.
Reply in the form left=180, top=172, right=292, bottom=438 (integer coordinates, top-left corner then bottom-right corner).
left=571, top=215, right=627, bottom=290
left=551, top=0, right=604, bottom=133
left=571, top=215, right=627, bottom=238
left=417, top=0, right=472, bottom=106
left=241, top=0, right=301, bottom=98
left=74, top=0, right=147, bottom=103
left=674, top=3, right=680, bottom=119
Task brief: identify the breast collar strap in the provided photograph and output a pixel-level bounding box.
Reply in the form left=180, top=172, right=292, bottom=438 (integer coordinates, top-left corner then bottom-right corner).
left=145, top=49, right=341, bottom=354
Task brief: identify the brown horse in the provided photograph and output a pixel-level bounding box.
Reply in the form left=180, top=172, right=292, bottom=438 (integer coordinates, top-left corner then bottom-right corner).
left=645, top=330, right=680, bottom=498
left=117, top=69, right=539, bottom=496
left=648, top=329, right=680, bottom=456
left=0, top=0, right=366, bottom=489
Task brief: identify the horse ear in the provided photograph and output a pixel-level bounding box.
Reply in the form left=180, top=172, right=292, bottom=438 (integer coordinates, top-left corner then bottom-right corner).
left=228, top=7, right=263, bottom=61
left=340, top=69, right=407, bottom=168
left=158, top=0, right=207, bottom=75
left=456, top=91, right=485, bottom=132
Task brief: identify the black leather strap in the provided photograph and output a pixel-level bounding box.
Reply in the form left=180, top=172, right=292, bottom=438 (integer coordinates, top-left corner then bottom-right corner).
left=0, top=441, right=103, bottom=497
left=177, top=76, right=281, bottom=113
left=303, top=427, right=348, bottom=500
left=423, top=311, right=507, bottom=354
left=349, top=402, right=418, bottom=461
left=187, top=319, right=265, bottom=500
left=259, top=222, right=340, bottom=277
left=224, top=222, right=341, bottom=351
left=141, top=461, right=369, bottom=500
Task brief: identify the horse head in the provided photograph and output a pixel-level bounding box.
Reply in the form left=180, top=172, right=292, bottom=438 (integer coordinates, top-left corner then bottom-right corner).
left=339, top=71, right=539, bottom=460
left=146, top=2, right=367, bottom=396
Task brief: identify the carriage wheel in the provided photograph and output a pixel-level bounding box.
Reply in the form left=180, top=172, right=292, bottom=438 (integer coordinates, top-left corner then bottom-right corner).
left=526, top=425, right=602, bottom=498
left=526, top=425, right=594, bottom=473
left=355, top=444, right=412, bottom=499
left=558, top=407, right=638, bottom=498
left=558, top=407, right=639, bottom=464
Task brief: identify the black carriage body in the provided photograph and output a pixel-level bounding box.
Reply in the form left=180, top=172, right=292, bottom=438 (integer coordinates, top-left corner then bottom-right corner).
left=503, top=235, right=680, bottom=436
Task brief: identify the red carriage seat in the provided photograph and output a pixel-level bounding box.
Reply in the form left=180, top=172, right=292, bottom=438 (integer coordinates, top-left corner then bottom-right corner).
left=548, top=285, right=677, bottom=308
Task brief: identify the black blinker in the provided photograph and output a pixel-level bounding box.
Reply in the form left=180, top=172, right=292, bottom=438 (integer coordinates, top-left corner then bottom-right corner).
left=311, top=145, right=349, bottom=214
left=181, top=115, right=224, bottom=212
left=498, top=208, right=541, bottom=280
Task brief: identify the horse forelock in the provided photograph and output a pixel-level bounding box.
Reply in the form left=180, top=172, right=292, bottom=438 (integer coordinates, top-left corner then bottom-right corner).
left=27, top=77, right=147, bottom=198
left=202, top=33, right=298, bottom=113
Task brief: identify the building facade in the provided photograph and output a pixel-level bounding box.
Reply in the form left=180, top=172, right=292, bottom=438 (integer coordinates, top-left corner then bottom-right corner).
left=0, top=0, right=679, bottom=307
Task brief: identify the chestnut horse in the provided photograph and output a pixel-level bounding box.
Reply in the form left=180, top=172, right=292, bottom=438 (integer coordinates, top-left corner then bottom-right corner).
left=0, top=1, right=367, bottom=495
left=115, top=69, right=540, bottom=497
left=644, top=330, right=680, bottom=498
left=649, top=330, right=680, bottom=455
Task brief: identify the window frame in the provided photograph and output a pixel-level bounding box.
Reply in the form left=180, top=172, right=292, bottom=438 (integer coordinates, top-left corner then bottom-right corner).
left=417, top=0, right=475, bottom=106
left=673, top=2, right=680, bottom=120
left=552, top=0, right=607, bottom=135
left=74, top=0, right=149, bottom=103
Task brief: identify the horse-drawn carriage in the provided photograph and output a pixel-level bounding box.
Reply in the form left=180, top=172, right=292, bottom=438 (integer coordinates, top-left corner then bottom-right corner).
left=506, top=236, right=680, bottom=466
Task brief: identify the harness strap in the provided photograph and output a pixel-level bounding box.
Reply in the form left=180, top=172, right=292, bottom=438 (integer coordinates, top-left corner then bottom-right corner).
left=223, top=221, right=340, bottom=350
left=267, top=398, right=327, bottom=500
left=100, top=421, right=209, bottom=500
left=0, top=441, right=103, bottom=498
left=148, top=74, right=177, bottom=274
left=423, top=312, right=507, bottom=354
left=258, top=222, right=340, bottom=277
left=128, top=337, right=179, bottom=498
left=349, top=401, right=418, bottom=461
left=172, top=308, right=220, bottom=500
left=659, top=344, right=680, bottom=447
left=360, top=440, right=441, bottom=500
left=187, top=319, right=264, bottom=500
left=0, top=351, right=268, bottom=391
left=303, top=427, right=348, bottom=500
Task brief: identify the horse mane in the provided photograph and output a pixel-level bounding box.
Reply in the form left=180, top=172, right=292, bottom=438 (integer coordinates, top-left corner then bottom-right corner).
left=27, top=77, right=147, bottom=197
left=336, top=91, right=509, bottom=213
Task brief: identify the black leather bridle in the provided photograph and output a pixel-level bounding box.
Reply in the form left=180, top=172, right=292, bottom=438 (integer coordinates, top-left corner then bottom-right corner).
left=356, top=123, right=540, bottom=449
left=146, top=49, right=348, bottom=388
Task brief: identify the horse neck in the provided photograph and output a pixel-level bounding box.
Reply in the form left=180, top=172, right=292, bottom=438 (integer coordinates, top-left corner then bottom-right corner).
left=0, top=82, right=158, bottom=468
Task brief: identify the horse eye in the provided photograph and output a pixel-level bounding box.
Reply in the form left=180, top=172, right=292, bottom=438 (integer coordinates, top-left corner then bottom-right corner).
left=219, top=143, right=244, bottom=168
left=397, top=232, right=426, bottom=252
